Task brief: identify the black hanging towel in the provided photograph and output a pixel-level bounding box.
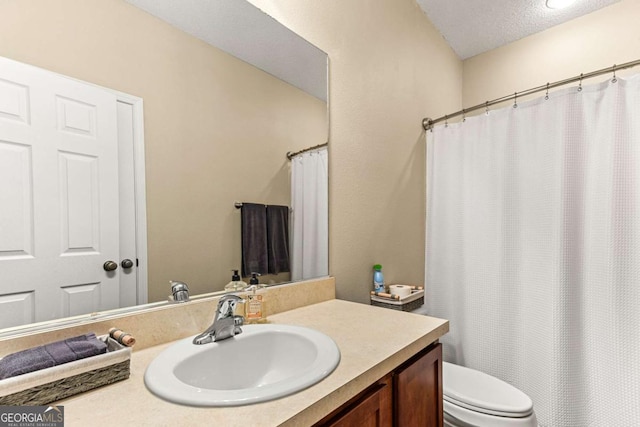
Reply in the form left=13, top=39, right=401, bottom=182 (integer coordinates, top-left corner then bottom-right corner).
left=241, top=203, right=268, bottom=277
left=266, top=205, right=290, bottom=275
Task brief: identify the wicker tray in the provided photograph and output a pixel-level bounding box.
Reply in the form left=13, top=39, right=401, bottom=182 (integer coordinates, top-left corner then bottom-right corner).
left=370, top=289, right=425, bottom=312
left=0, top=335, right=131, bottom=406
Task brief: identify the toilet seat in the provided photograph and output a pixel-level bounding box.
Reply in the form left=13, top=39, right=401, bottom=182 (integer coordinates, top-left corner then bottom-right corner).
left=444, top=400, right=539, bottom=427
left=443, top=362, right=534, bottom=418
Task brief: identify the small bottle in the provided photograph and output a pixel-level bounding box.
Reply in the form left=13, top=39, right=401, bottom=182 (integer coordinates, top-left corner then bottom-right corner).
left=249, top=272, right=261, bottom=286
left=225, top=269, right=247, bottom=291
left=245, top=273, right=267, bottom=324
left=373, top=264, right=385, bottom=293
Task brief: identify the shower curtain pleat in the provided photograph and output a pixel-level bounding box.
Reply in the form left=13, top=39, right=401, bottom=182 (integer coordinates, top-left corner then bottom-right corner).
left=426, top=75, right=640, bottom=427
left=290, top=148, right=329, bottom=281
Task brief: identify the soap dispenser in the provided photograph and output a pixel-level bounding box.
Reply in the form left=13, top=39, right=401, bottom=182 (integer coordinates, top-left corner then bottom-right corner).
left=249, top=272, right=260, bottom=286
left=245, top=273, right=267, bottom=324
left=224, top=269, right=247, bottom=291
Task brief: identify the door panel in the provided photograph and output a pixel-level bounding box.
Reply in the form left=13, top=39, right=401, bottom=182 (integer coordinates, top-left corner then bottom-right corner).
left=0, top=141, right=33, bottom=258
left=0, top=292, right=34, bottom=329
left=0, top=57, right=123, bottom=327
left=60, top=283, right=101, bottom=317
left=0, top=78, right=30, bottom=125
left=59, top=152, right=100, bottom=253
left=116, top=101, right=138, bottom=307
left=317, top=376, right=393, bottom=427
left=56, top=95, right=97, bottom=137
left=394, top=343, right=443, bottom=427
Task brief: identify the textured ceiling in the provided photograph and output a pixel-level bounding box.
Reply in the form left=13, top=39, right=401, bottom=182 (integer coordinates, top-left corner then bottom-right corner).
left=416, top=0, right=621, bottom=59
left=124, top=0, right=327, bottom=101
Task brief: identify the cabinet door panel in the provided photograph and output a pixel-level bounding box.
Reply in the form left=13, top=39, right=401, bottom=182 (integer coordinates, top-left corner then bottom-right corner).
left=395, top=343, right=443, bottom=427
left=324, top=379, right=392, bottom=427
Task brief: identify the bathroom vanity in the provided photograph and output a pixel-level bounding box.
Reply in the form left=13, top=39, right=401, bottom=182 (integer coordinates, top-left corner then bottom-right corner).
left=314, top=342, right=442, bottom=426
left=1, top=279, right=448, bottom=426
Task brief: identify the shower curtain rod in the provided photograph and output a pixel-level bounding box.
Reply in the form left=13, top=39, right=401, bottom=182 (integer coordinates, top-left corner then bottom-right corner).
left=286, top=142, right=328, bottom=160
left=422, top=58, right=640, bottom=131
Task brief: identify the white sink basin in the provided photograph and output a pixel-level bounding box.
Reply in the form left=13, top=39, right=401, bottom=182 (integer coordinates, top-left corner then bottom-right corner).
left=144, top=324, right=340, bottom=407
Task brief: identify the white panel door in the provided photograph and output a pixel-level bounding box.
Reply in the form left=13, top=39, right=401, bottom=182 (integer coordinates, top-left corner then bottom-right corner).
left=0, top=57, right=120, bottom=328
left=116, top=100, right=138, bottom=307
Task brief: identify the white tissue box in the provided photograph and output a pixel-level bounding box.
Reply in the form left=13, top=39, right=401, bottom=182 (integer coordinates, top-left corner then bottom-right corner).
left=0, top=335, right=131, bottom=406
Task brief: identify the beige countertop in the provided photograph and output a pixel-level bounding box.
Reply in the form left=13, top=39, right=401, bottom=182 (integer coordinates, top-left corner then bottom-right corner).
left=57, top=299, right=448, bottom=427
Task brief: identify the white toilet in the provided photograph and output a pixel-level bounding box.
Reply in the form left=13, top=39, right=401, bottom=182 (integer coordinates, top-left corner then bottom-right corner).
left=443, top=362, right=539, bottom=427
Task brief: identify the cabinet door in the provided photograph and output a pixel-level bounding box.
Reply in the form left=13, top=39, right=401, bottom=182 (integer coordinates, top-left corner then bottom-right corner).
left=394, top=343, right=443, bottom=427
left=322, top=376, right=393, bottom=427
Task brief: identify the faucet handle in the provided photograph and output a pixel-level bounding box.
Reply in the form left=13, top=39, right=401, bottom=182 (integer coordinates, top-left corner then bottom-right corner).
left=216, top=294, right=243, bottom=319
left=219, top=294, right=243, bottom=304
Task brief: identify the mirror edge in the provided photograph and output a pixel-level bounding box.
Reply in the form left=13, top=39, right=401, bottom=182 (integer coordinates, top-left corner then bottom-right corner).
left=0, top=276, right=333, bottom=340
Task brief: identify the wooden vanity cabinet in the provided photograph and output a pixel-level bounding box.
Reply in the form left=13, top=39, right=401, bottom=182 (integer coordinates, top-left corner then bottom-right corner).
left=394, top=342, right=443, bottom=426
left=314, top=343, right=442, bottom=427
left=318, top=374, right=393, bottom=427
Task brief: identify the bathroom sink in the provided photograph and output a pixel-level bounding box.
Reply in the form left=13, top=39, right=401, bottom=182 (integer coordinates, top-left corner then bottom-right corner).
left=144, top=324, right=340, bottom=407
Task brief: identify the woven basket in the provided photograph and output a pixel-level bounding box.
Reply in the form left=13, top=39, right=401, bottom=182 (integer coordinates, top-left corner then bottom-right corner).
left=0, top=335, right=131, bottom=406
left=370, top=289, right=425, bottom=312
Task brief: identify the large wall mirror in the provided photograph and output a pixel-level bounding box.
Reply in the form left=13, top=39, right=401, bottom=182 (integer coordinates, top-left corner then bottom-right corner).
left=0, top=0, right=328, bottom=334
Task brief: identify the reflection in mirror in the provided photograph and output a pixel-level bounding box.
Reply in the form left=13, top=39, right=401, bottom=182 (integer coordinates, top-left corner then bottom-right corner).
left=0, top=0, right=328, bottom=333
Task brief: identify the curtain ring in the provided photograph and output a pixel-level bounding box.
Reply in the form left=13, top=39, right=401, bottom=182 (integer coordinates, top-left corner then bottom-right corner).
left=513, top=92, right=518, bottom=109
left=462, top=109, right=466, bottom=123
left=545, top=83, right=550, bottom=100
left=485, top=101, right=490, bottom=115
left=445, top=115, right=449, bottom=127
left=612, top=64, right=618, bottom=83
left=578, top=73, right=583, bottom=92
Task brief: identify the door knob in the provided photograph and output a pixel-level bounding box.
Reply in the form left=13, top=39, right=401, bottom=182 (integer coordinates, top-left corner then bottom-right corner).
left=121, top=259, right=134, bottom=269
left=103, top=261, right=118, bottom=271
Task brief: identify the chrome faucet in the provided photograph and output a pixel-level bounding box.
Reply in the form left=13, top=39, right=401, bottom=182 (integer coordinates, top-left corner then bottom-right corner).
left=169, top=280, right=190, bottom=302
left=193, top=294, right=244, bottom=345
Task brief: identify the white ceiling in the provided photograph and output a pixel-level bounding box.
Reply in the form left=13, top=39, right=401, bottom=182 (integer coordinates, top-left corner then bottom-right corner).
left=416, top=0, right=621, bottom=59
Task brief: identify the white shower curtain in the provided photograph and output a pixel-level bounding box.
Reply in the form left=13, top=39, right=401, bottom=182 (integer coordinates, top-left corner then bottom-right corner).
left=426, top=75, right=640, bottom=427
left=291, top=147, right=328, bottom=281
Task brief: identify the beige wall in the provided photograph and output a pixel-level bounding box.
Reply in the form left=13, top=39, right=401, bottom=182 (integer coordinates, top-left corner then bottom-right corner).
left=463, top=0, right=640, bottom=107
left=252, top=0, right=640, bottom=304
left=4, top=0, right=631, bottom=320
left=0, top=0, right=463, bottom=306
left=0, top=0, right=327, bottom=302
left=250, top=0, right=463, bottom=302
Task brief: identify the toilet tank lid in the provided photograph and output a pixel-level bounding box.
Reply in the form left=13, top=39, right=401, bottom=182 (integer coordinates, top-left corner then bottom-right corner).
left=443, top=362, right=534, bottom=417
